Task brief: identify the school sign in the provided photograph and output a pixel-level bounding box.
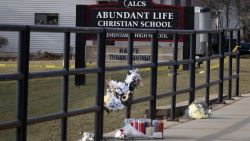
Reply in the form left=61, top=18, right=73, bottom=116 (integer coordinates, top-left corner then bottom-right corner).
left=76, top=0, right=194, bottom=41
left=75, top=0, right=194, bottom=85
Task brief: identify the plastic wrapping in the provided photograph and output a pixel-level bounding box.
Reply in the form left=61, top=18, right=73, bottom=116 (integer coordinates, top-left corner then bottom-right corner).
left=185, top=102, right=212, bottom=119
left=104, top=69, right=141, bottom=112
left=78, top=132, right=94, bottom=141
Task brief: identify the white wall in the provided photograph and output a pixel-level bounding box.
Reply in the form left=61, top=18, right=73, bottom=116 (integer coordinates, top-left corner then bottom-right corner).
left=0, top=0, right=96, bottom=54
left=0, top=0, right=180, bottom=55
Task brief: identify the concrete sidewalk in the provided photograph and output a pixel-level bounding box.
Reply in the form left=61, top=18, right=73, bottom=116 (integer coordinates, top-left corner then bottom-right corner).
left=160, top=94, right=250, bottom=141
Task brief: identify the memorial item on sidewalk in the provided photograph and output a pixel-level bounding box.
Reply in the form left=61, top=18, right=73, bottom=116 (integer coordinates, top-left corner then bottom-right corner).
left=104, top=69, right=142, bottom=112
left=78, top=119, right=164, bottom=140
left=78, top=132, right=94, bottom=141
left=185, top=102, right=212, bottom=119
left=114, top=119, right=164, bottom=139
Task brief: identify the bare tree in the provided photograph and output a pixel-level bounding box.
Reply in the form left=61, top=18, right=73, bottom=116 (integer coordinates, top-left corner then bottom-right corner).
left=193, top=0, right=250, bottom=40
left=233, top=0, right=250, bottom=41
left=192, top=0, right=224, bottom=28
left=193, top=0, right=235, bottom=27
left=192, top=0, right=220, bottom=9
left=221, top=0, right=233, bottom=28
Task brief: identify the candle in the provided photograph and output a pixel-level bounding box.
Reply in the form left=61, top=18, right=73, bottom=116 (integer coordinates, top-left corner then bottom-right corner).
left=158, top=121, right=164, bottom=133
left=152, top=120, right=158, bottom=132
left=138, top=120, right=145, bottom=134
left=132, top=119, right=138, bottom=130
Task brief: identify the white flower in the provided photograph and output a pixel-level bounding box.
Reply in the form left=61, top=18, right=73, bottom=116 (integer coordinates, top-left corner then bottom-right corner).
left=125, top=69, right=141, bottom=85
left=108, top=80, right=118, bottom=91
left=116, top=82, right=129, bottom=95
left=104, top=69, right=142, bottom=112
left=187, top=103, right=211, bottom=119
left=115, top=129, right=125, bottom=139
left=108, top=80, right=129, bottom=96
left=104, top=91, right=124, bottom=111
left=79, top=132, right=94, bottom=141
left=125, top=74, right=134, bottom=84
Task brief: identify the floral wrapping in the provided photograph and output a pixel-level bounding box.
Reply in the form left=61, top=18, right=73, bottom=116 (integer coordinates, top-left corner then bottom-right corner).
left=78, top=132, right=94, bottom=141
left=104, top=69, right=142, bottom=112
left=185, top=102, right=212, bottom=119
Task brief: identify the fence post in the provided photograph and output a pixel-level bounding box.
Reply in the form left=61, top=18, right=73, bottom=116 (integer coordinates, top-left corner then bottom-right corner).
left=94, top=29, right=106, bottom=141
left=189, top=32, right=196, bottom=104
left=170, top=34, right=178, bottom=120
left=61, top=32, right=70, bottom=141
left=228, top=31, right=233, bottom=99
left=218, top=31, right=225, bottom=103
left=125, top=33, right=134, bottom=118
left=235, top=30, right=240, bottom=97
left=206, top=33, right=211, bottom=105
left=16, top=26, right=30, bottom=141
left=150, top=30, right=158, bottom=120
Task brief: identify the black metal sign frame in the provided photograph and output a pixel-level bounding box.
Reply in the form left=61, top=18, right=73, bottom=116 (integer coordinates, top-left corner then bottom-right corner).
left=76, top=0, right=192, bottom=42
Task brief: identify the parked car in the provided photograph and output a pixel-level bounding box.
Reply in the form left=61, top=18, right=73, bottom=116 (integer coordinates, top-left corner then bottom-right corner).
left=196, top=36, right=250, bottom=67
left=210, top=34, right=250, bottom=55
left=238, top=42, right=250, bottom=55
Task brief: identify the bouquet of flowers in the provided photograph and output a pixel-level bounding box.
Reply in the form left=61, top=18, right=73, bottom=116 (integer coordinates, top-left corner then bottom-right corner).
left=185, top=102, right=212, bottom=119
left=104, top=69, right=142, bottom=112
left=78, top=132, right=94, bottom=141
left=78, top=69, right=141, bottom=141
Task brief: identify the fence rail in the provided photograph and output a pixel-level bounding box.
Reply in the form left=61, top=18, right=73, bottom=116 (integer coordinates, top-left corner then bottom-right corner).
left=0, top=24, right=240, bottom=141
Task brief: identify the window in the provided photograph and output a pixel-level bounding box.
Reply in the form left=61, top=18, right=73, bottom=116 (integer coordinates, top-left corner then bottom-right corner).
left=35, top=13, right=59, bottom=25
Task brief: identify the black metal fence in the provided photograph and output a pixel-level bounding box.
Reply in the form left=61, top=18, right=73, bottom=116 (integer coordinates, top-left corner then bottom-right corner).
left=0, top=24, right=240, bottom=141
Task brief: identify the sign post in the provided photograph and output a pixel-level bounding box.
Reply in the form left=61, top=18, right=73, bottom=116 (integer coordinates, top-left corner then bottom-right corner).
left=75, top=5, right=87, bottom=86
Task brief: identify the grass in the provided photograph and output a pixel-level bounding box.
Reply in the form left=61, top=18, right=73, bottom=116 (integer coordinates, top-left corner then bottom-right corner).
left=0, top=57, right=250, bottom=141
